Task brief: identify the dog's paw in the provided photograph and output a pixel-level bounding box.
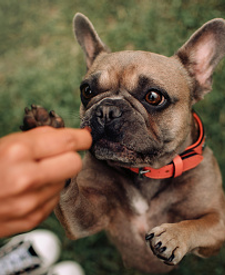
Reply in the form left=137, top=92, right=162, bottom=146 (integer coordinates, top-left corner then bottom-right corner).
left=145, top=223, right=188, bottom=266
left=20, top=104, right=64, bottom=131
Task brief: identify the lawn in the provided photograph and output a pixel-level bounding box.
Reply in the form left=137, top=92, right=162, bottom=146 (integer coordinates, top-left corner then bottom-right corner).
left=1, top=0, right=225, bottom=274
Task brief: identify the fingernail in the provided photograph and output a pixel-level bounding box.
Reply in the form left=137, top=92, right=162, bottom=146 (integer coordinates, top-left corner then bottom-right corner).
left=145, top=233, right=154, bottom=240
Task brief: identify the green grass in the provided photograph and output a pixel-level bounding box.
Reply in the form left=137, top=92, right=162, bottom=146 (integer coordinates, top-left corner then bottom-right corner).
left=1, top=0, right=225, bottom=274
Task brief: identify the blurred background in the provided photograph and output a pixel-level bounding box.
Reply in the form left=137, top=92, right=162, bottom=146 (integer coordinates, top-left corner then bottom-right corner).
left=1, top=0, right=225, bottom=274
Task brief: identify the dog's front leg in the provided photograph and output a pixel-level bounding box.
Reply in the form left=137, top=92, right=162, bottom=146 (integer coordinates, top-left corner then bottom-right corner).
left=54, top=165, right=113, bottom=239
left=146, top=212, right=225, bottom=265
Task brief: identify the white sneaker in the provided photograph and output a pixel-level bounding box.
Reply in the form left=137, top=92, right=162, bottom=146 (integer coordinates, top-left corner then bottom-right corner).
left=46, top=261, right=85, bottom=275
left=0, top=229, right=61, bottom=275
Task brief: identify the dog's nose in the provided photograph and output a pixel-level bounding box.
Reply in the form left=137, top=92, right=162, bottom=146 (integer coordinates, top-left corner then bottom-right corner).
left=96, top=104, right=122, bottom=126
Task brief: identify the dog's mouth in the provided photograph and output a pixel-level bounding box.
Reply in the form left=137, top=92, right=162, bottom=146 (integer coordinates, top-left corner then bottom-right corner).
left=90, top=138, right=158, bottom=168
left=91, top=138, right=138, bottom=165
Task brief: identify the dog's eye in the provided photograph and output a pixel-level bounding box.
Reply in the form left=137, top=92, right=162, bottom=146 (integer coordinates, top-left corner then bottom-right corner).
left=81, top=84, right=93, bottom=99
left=145, top=90, right=164, bottom=106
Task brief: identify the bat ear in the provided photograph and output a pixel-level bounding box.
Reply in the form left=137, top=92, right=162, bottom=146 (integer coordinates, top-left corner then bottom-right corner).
left=175, top=18, right=225, bottom=103
left=73, top=13, right=109, bottom=70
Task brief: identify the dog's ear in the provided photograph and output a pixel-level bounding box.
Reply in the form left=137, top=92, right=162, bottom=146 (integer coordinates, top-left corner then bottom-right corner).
left=175, top=18, right=225, bottom=103
left=74, top=13, right=109, bottom=70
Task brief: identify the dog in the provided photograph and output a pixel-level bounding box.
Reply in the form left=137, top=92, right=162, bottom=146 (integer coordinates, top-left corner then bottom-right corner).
left=21, top=14, right=225, bottom=273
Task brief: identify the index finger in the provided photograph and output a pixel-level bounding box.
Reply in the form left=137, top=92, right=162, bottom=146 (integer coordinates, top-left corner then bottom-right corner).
left=26, top=127, right=92, bottom=159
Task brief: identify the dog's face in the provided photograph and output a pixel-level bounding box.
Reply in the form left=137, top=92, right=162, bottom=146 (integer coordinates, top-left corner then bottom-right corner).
left=74, top=14, right=225, bottom=169
left=79, top=51, right=192, bottom=168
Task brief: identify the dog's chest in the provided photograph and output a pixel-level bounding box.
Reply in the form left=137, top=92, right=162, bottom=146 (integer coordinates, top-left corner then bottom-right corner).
left=130, top=193, right=149, bottom=233
left=121, top=182, right=169, bottom=235
left=132, top=193, right=149, bottom=215
left=107, top=187, right=169, bottom=267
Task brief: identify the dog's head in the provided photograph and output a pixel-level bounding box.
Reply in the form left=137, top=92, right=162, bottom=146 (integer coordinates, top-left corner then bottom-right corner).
left=74, top=13, right=225, bottom=169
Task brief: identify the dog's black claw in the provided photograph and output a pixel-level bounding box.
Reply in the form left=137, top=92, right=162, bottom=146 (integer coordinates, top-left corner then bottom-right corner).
left=163, top=253, right=175, bottom=265
left=159, top=246, right=166, bottom=253
left=168, top=253, right=175, bottom=262
left=145, top=233, right=154, bottom=241
left=154, top=241, right=162, bottom=249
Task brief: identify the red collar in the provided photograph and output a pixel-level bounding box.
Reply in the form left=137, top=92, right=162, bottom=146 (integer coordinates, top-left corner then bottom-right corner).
left=128, top=112, right=205, bottom=179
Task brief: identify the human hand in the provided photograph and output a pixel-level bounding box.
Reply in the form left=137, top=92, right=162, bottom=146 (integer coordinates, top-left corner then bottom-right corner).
left=0, top=126, right=92, bottom=237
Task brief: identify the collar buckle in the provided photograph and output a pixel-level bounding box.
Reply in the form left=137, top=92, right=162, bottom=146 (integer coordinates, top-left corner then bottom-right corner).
left=138, top=168, right=150, bottom=179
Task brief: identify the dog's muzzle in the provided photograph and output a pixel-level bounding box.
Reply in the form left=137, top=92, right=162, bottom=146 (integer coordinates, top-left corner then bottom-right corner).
left=90, top=98, right=125, bottom=142
left=95, top=102, right=122, bottom=127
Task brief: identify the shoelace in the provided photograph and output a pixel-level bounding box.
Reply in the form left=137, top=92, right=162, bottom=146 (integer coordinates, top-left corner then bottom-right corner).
left=0, top=240, right=41, bottom=275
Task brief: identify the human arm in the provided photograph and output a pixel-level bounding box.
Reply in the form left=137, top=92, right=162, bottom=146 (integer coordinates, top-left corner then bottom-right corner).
left=0, top=126, right=92, bottom=237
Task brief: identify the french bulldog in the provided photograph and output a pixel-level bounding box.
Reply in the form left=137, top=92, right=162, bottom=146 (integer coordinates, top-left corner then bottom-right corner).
left=21, top=14, right=225, bottom=273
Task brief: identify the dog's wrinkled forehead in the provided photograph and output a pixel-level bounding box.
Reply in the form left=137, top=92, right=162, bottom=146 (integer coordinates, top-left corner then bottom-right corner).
left=86, top=50, right=190, bottom=98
